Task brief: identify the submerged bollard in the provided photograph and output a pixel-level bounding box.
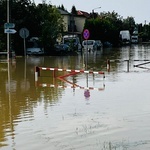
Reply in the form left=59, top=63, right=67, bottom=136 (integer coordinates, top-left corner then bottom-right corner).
left=107, top=59, right=110, bottom=72
left=35, top=66, right=40, bottom=86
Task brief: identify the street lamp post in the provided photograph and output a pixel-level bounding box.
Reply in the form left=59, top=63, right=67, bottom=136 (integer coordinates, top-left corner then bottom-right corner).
left=92, top=7, right=101, bottom=18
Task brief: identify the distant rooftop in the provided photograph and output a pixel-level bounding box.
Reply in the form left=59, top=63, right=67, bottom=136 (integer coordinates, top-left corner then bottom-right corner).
left=77, top=10, right=90, bottom=18
left=58, top=9, right=90, bottom=18
left=58, top=9, right=69, bottom=15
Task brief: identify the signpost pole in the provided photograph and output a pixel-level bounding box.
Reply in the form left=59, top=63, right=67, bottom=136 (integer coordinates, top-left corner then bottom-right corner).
left=19, top=28, right=29, bottom=57
left=7, top=0, right=10, bottom=61
left=86, top=40, right=88, bottom=69
left=83, top=29, right=90, bottom=69
left=24, top=37, right=26, bottom=57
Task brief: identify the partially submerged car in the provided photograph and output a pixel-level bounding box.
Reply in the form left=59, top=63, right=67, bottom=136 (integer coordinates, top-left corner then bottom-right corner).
left=54, top=43, right=70, bottom=52
left=82, top=40, right=97, bottom=52
left=95, top=40, right=103, bottom=50
left=26, top=37, right=44, bottom=55
left=27, top=47, right=44, bottom=55
left=62, top=35, right=82, bottom=51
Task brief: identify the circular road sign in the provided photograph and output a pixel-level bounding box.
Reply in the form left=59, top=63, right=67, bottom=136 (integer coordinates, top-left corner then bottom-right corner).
left=83, top=29, right=90, bottom=40
left=19, top=28, right=29, bottom=39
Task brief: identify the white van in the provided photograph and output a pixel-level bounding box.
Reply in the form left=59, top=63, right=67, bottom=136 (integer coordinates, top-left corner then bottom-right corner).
left=82, top=40, right=97, bottom=51
left=119, top=30, right=131, bottom=45
left=62, top=35, right=82, bottom=51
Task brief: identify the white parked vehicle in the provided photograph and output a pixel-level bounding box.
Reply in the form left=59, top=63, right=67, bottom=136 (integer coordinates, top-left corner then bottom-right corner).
left=26, top=47, right=44, bottom=55
left=119, top=30, right=131, bottom=45
left=131, top=35, right=138, bottom=44
left=82, top=40, right=97, bottom=51
left=62, top=35, right=82, bottom=51
left=26, top=37, right=44, bottom=55
left=131, top=30, right=138, bottom=44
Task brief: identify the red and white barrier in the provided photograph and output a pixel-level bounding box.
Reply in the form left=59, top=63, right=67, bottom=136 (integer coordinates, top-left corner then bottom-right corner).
left=34, top=66, right=105, bottom=88
left=35, top=66, right=105, bottom=81
left=37, top=66, right=105, bottom=75
left=37, top=83, right=105, bottom=91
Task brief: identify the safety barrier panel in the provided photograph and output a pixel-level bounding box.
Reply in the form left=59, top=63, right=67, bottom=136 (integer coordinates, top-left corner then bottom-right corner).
left=35, top=66, right=105, bottom=82
left=0, top=51, right=16, bottom=62
left=35, top=66, right=105, bottom=91
left=35, top=66, right=105, bottom=75
left=0, top=52, right=8, bottom=55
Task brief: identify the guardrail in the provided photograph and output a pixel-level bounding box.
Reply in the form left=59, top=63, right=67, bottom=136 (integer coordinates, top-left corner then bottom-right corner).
left=0, top=52, right=8, bottom=55
left=34, top=66, right=105, bottom=91
left=106, top=59, right=150, bottom=72
left=35, top=66, right=105, bottom=81
left=0, top=51, right=16, bottom=62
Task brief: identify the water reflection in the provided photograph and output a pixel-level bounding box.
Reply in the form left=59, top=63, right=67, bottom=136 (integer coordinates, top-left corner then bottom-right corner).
left=0, top=44, right=150, bottom=149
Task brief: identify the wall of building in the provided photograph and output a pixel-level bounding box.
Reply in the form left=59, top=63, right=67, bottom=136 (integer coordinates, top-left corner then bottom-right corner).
left=62, top=15, right=69, bottom=32
left=74, top=16, right=86, bottom=33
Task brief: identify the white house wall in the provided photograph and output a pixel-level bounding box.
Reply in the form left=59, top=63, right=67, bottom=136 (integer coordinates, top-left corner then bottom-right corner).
left=74, top=16, right=86, bottom=33
left=62, top=15, right=69, bottom=32
left=61, top=13, right=86, bottom=33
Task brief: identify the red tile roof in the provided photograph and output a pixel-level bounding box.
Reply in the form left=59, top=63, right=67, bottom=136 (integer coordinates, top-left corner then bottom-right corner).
left=77, top=10, right=90, bottom=18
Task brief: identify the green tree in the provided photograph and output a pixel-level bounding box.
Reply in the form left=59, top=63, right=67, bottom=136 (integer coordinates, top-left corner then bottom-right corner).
left=0, top=0, right=64, bottom=55
left=84, top=11, right=123, bottom=46
left=0, top=0, right=7, bottom=51
left=122, top=16, right=135, bottom=33
left=59, top=4, right=66, bottom=11
left=10, top=0, right=38, bottom=54
left=71, top=5, right=77, bottom=15
left=36, top=3, right=64, bottom=53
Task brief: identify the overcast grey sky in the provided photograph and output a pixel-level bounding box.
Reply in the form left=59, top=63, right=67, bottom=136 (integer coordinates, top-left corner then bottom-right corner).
left=34, top=0, right=150, bottom=24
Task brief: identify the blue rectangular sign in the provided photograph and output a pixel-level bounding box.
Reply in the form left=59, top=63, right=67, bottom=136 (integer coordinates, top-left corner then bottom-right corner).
left=4, top=29, right=17, bottom=34
left=4, top=23, right=15, bottom=29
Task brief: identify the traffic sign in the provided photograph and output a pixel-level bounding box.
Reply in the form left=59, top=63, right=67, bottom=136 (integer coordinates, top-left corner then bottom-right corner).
left=19, top=28, right=29, bottom=39
left=83, top=29, right=90, bottom=40
left=4, top=29, right=17, bottom=34
left=4, top=23, right=15, bottom=29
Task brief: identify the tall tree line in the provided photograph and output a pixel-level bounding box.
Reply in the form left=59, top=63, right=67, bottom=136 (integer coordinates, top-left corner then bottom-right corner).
left=0, top=1, right=150, bottom=55
left=84, top=11, right=135, bottom=46
left=0, top=0, right=64, bottom=55
left=84, top=11, right=150, bottom=46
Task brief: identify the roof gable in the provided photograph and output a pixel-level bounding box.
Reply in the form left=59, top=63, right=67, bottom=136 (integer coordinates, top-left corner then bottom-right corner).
left=77, top=10, right=90, bottom=18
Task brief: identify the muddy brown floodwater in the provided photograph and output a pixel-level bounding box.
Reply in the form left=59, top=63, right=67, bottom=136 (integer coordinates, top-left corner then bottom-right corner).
left=0, top=44, right=150, bottom=150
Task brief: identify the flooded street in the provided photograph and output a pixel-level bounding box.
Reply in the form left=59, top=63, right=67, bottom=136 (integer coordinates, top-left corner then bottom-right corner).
left=1, top=44, right=150, bottom=150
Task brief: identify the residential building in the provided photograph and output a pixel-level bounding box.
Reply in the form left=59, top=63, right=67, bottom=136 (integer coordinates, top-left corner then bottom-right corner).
left=58, top=9, right=89, bottom=35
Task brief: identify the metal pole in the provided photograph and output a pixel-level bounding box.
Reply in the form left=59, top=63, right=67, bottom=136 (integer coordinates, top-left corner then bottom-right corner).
left=23, top=38, right=26, bottom=56
left=7, top=0, right=10, bottom=61
left=86, top=40, right=88, bottom=69
left=127, top=60, right=129, bottom=72
left=92, top=9, right=94, bottom=19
